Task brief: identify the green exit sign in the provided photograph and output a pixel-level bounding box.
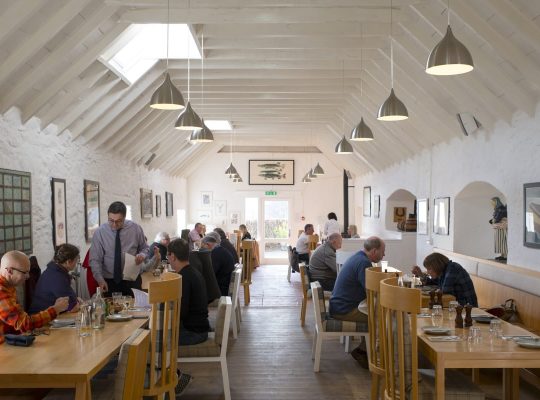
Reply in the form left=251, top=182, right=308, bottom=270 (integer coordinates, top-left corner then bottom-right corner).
left=265, top=190, right=277, bottom=196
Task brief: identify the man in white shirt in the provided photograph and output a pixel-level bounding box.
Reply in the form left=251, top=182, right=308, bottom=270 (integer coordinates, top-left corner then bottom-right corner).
left=295, top=224, right=314, bottom=263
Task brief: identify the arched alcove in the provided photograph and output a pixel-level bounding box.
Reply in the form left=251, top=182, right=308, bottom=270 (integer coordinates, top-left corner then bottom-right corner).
left=385, top=189, right=416, bottom=231
left=454, top=181, right=506, bottom=260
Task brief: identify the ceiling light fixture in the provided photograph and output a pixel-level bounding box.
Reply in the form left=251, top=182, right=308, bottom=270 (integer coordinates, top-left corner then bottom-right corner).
left=302, top=173, right=312, bottom=183
left=149, top=0, right=185, bottom=110
left=225, top=125, right=238, bottom=177
left=313, top=162, right=325, bottom=175
left=351, top=25, right=374, bottom=141
left=377, top=0, right=408, bottom=121
left=335, top=136, right=354, bottom=154
left=335, top=61, right=354, bottom=154
left=426, top=0, right=473, bottom=75
left=190, top=32, right=213, bottom=142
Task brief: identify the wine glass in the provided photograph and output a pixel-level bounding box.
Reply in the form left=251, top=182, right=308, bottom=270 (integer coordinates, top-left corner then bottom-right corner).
left=121, top=296, right=131, bottom=316
left=431, top=305, right=443, bottom=327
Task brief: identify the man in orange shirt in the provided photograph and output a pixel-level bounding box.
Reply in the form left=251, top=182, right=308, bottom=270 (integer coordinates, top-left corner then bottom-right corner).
left=0, top=250, right=69, bottom=344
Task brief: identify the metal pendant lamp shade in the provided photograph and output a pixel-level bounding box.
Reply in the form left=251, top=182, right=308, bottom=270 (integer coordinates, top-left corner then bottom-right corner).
left=350, top=117, right=374, bottom=141
left=302, top=173, right=311, bottom=183
left=426, top=25, right=473, bottom=76
left=225, top=163, right=238, bottom=177
left=377, top=88, right=408, bottom=121
left=175, top=101, right=202, bottom=130
left=335, top=136, right=353, bottom=154
left=308, top=168, right=317, bottom=179
left=313, top=162, right=325, bottom=175
left=150, top=73, right=185, bottom=110
left=189, top=120, right=214, bottom=142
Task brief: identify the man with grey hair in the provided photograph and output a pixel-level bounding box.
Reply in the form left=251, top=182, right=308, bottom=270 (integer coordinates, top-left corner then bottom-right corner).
left=201, top=233, right=235, bottom=296
left=308, top=232, right=342, bottom=291
left=329, top=236, right=386, bottom=367
left=149, top=231, right=170, bottom=261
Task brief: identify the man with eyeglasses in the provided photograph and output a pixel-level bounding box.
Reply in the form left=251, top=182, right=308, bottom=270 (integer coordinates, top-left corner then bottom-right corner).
left=0, top=250, right=69, bottom=344
left=90, top=201, right=150, bottom=296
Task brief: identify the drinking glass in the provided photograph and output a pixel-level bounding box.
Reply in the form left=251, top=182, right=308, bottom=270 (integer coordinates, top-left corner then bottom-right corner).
left=431, top=305, right=443, bottom=327
left=468, top=327, right=482, bottom=344
left=489, top=319, right=503, bottom=339
left=78, top=303, right=93, bottom=337
left=112, top=292, right=122, bottom=314
left=448, top=300, right=459, bottom=321
left=121, top=296, right=131, bottom=316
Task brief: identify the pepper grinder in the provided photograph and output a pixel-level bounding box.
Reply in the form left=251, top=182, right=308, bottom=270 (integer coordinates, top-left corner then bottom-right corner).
left=429, top=290, right=436, bottom=309
left=464, top=304, right=473, bottom=327
left=455, top=305, right=464, bottom=329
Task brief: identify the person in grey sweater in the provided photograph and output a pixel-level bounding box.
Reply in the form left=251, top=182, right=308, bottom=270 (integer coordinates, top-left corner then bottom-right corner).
left=308, top=233, right=342, bottom=291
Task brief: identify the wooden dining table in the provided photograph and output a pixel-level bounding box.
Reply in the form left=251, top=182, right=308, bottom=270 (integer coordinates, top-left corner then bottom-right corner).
left=0, top=316, right=147, bottom=400
left=417, top=308, right=540, bottom=400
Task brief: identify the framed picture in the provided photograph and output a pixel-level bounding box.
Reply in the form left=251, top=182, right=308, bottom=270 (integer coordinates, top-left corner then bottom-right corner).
left=51, top=178, right=67, bottom=247
left=433, top=197, right=450, bottom=235
left=155, top=194, right=161, bottom=217
left=393, top=207, right=407, bottom=223
left=373, top=195, right=380, bottom=218
left=524, top=182, right=540, bottom=248
left=201, top=191, right=213, bottom=208
left=165, top=191, right=174, bottom=217
left=230, top=210, right=240, bottom=226
left=363, top=186, right=371, bottom=217
left=249, top=160, right=294, bottom=185
left=84, top=180, right=100, bottom=242
left=417, top=198, right=429, bottom=235
left=214, top=200, right=227, bottom=217
left=140, top=188, right=153, bottom=219
left=0, top=168, right=33, bottom=255
left=197, top=209, right=212, bottom=222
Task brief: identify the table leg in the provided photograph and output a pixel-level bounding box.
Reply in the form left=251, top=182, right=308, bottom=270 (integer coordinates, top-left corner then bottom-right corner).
left=436, top=365, right=445, bottom=400
left=503, top=368, right=519, bottom=400
left=75, top=379, right=91, bottom=400
left=471, top=368, right=480, bottom=384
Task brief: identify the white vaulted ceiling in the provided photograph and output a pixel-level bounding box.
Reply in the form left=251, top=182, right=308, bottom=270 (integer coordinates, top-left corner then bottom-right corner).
left=1, top=0, right=539, bottom=176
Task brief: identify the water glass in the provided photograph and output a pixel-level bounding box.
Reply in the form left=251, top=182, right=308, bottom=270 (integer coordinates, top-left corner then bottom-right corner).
left=448, top=300, right=459, bottom=321
left=121, top=296, right=132, bottom=316
left=431, top=305, right=443, bottom=327
left=489, top=319, right=503, bottom=339
left=468, top=326, right=482, bottom=344
left=78, top=303, right=93, bottom=337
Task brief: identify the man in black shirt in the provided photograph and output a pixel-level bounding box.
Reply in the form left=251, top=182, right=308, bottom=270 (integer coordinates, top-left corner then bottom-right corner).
left=201, top=233, right=235, bottom=296
left=168, top=238, right=210, bottom=345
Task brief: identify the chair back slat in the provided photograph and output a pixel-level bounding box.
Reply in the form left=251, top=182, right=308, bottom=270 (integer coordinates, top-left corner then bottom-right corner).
left=119, top=329, right=150, bottom=399
left=310, top=282, right=326, bottom=331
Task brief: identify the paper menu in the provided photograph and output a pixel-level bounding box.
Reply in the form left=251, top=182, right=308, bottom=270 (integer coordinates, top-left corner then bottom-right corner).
left=132, top=288, right=150, bottom=308
left=123, top=253, right=140, bottom=281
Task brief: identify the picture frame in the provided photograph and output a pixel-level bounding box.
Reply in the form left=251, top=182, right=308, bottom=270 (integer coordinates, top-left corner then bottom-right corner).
left=393, top=207, right=407, bottom=223
left=433, top=197, right=450, bottom=235
left=196, top=209, right=212, bottom=222
left=51, top=178, right=67, bottom=248
left=214, top=200, right=227, bottom=217
left=249, top=160, right=294, bottom=185
left=363, top=186, right=371, bottom=217
left=84, top=180, right=100, bottom=242
left=524, top=182, right=540, bottom=248
left=417, top=198, right=429, bottom=235
left=155, top=194, right=161, bottom=217
left=0, top=168, right=33, bottom=255
left=230, top=210, right=240, bottom=226
left=373, top=195, right=380, bottom=218
left=201, top=191, right=213, bottom=208
left=140, top=188, right=153, bottom=219
left=165, top=191, right=174, bottom=217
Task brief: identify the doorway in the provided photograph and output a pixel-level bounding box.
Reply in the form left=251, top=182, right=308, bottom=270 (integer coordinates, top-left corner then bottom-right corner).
left=262, top=199, right=290, bottom=262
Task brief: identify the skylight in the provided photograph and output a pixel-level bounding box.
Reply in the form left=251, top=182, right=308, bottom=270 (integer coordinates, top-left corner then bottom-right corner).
left=100, top=24, right=201, bottom=85
left=205, top=120, right=233, bottom=131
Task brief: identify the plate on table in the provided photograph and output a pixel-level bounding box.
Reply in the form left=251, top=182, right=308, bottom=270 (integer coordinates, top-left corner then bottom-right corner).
left=106, top=314, right=133, bottom=322
left=422, top=326, right=451, bottom=335
left=472, top=315, right=497, bottom=324
left=515, top=338, right=540, bottom=349
left=51, top=318, right=76, bottom=328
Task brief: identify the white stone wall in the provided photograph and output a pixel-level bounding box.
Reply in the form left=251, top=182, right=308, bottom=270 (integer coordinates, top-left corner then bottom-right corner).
left=0, top=109, right=186, bottom=266
left=355, top=104, right=540, bottom=271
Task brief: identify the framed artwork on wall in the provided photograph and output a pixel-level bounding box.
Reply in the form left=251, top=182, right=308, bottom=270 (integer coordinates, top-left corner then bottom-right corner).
left=165, top=191, right=174, bottom=217
left=433, top=197, right=450, bottom=235
left=0, top=168, right=32, bottom=255
left=373, top=195, right=380, bottom=218
left=417, top=198, right=429, bottom=235
left=84, top=180, right=100, bottom=242
left=393, top=207, right=407, bottom=223
left=524, top=182, right=540, bottom=248
left=155, top=194, right=161, bottom=217
left=230, top=210, right=240, bottom=226
left=249, top=160, right=294, bottom=185
left=214, top=200, right=227, bottom=217
left=363, top=186, right=371, bottom=217
left=140, top=188, right=153, bottom=219
left=51, top=178, right=67, bottom=248
left=201, top=191, right=213, bottom=208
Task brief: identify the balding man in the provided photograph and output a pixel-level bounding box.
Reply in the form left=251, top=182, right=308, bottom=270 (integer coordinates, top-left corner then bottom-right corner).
left=0, top=251, right=69, bottom=344
left=329, top=236, right=386, bottom=367
left=308, top=232, right=342, bottom=291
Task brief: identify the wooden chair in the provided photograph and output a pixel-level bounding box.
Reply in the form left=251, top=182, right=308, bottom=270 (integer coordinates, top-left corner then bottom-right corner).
left=299, top=263, right=309, bottom=326
left=229, top=266, right=242, bottom=338
left=240, top=240, right=254, bottom=305
left=310, top=281, right=369, bottom=372
left=365, top=267, right=399, bottom=400
left=143, top=272, right=182, bottom=400
left=379, top=277, right=485, bottom=400
left=307, top=234, right=319, bottom=252
left=178, top=296, right=233, bottom=400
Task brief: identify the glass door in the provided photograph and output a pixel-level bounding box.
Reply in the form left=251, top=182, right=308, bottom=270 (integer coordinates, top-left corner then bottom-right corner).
left=262, top=199, right=290, bottom=261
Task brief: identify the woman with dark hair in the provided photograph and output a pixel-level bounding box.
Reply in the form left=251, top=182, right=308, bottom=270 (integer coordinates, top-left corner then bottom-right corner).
left=412, top=252, right=478, bottom=306
left=323, top=212, right=340, bottom=237
left=213, top=228, right=239, bottom=264
left=29, top=244, right=80, bottom=313
left=239, top=224, right=251, bottom=241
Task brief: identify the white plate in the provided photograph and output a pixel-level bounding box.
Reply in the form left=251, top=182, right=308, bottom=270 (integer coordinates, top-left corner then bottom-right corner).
left=422, top=326, right=451, bottom=335
left=515, top=339, right=540, bottom=349
left=106, top=314, right=133, bottom=322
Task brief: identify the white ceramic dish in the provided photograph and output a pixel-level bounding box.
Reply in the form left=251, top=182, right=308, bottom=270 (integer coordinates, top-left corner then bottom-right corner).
left=422, top=326, right=451, bottom=335
left=106, top=314, right=133, bottom=322
left=515, top=338, right=540, bottom=349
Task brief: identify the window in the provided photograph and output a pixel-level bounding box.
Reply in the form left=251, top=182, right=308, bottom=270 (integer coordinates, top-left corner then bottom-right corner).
left=245, top=198, right=258, bottom=239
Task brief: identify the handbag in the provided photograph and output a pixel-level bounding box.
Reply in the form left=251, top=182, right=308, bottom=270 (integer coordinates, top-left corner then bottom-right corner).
left=486, top=298, right=518, bottom=322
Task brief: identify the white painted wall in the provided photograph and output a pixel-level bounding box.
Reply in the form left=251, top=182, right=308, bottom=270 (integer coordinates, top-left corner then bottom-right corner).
left=355, top=104, right=540, bottom=271
left=0, top=109, right=186, bottom=266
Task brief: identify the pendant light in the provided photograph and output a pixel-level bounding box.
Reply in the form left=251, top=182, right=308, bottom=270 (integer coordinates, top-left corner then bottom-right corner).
left=308, top=168, right=317, bottom=179
left=175, top=31, right=202, bottom=129
left=426, top=0, right=473, bottom=75
left=377, top=0, right=408, bottom=121
left=302, top=173, right=311, bottom=183
left=190, top=32, right=214, bottom=142
left=149, top=0, right=185, bottom=110
left=335, top=61, right=354, bottom=154
left=313, top=162, right=325, bottom=175
left=351, top=25, right=374, bottom=141
left=225, top=127, right=238, bottom=177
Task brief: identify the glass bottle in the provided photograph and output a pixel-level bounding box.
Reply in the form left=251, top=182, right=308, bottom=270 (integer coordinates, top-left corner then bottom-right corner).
left=92, top=287, right=106, bottom=329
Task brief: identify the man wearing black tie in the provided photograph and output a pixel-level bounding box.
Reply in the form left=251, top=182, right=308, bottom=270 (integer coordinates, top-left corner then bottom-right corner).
left=90, top=201, right=149, bottom=296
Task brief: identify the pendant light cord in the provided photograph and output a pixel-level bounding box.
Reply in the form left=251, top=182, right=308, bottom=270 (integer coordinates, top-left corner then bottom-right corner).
left=201, top=32, right=204, bottom=113
left=390, top=0, right=394, bottom=88
left=447, top=0, right=450, bottom=25
left=360, top=24, right=363, bottom=97
left=342, top=59, right=345, bottom=135
left=187, top=30, right=190, bottom=101
left=166, top=0, right=170, bottom=70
